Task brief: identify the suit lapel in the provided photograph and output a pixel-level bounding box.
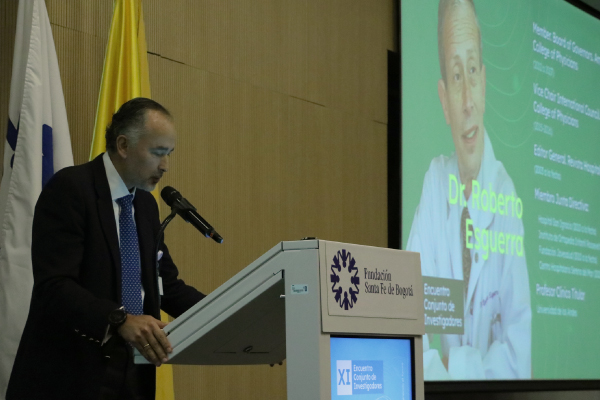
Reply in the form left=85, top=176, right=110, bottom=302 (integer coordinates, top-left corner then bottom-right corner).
left=91, top=155, right=123, bottom=299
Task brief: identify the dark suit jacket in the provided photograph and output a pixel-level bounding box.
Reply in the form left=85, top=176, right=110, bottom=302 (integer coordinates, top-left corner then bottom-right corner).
left=7, top=155, right=205, bottom=400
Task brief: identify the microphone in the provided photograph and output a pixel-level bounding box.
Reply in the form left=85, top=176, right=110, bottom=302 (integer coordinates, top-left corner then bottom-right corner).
left=160, top=186, right=223, bottom=244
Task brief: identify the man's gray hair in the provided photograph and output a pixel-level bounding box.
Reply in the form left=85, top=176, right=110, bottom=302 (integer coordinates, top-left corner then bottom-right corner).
left=105, top=97, right=172, bottom=153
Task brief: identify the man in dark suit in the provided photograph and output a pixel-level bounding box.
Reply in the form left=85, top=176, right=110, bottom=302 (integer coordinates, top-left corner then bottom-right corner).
left=7, top=98, right=205, bottom=400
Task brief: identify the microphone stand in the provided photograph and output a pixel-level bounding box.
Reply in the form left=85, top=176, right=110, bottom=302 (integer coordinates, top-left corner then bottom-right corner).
left=155, top=209, right=177, bottom=310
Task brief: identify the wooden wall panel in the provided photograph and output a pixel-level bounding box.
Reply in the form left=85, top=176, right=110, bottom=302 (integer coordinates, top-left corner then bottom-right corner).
left=45, top=0, right=113, bottom=40
left=149, top=54, right=291, bottom=291
left=1, top=0, right=394, bottom=399
left=282, top=98, right=385, bottom=247
left=174, top=363, right=287, bottom=400
left=306, top=0, right=334, bottom=108
left=384, top=0, right=397, bottom=52
left=144, top=0, right=390, bottom=123
left=143, top=0, right=161, bottom=54
left=307, top=0, right=389, bottom=124
left=288, top=0, right=309, bottom=100
left=319, top=109, right=387, bottom=247
left=146, top=0, right=292, bottom=94
left=51, top=24, right=105, bottom=165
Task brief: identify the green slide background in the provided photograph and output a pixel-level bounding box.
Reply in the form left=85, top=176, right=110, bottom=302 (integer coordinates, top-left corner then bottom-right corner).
left=401, top=0, right=600, bottom=379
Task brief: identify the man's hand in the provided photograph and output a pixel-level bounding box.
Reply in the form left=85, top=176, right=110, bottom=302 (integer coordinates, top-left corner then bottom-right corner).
left=117, top=314, right=172, bottom=367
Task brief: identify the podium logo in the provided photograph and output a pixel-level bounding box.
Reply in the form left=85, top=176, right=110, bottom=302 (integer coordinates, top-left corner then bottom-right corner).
left=336, top=360, right=353, bottom=395
left=330, top=249, right=360, bottom=310
left=335, top=360, right=384, bottom=396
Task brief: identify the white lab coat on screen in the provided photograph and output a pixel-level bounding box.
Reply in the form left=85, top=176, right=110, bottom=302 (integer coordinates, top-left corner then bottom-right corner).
left=407, top=131, right=531, bottom=380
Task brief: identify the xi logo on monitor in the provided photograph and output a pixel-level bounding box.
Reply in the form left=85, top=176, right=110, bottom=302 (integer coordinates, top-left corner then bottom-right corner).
left=336, top=359, right=384, bottom=395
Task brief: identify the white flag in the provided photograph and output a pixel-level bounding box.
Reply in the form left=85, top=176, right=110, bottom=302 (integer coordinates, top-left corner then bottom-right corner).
left=0, top=0, right=74, bottom=397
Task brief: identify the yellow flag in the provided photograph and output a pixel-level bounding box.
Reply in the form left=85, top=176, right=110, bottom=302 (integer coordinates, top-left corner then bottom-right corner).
left=91, top=0, right=151, bottom=160
left=91, top=1, right=175, bottom=399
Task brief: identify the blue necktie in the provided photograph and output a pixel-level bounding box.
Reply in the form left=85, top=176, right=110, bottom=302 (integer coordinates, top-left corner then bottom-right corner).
left=116, top=194, right=143, bottom=315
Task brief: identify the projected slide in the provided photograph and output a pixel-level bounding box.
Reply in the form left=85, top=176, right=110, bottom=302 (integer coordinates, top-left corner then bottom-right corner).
left=330, top=337, right=413, bottom=399
left=401, top=0, right=600, bottom=380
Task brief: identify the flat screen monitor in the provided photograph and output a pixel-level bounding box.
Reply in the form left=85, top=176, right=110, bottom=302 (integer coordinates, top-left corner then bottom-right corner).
left=400, top=0, right=600, bottom=384
left=330, top=336, right=415, bottom=399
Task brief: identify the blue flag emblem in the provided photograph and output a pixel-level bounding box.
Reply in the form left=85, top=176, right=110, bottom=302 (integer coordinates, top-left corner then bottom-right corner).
left=6, top=118, right=54, bottom=187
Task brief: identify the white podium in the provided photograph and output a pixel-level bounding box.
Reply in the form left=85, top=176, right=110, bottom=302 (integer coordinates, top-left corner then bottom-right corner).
left=136, top=240, right=424, bottom=400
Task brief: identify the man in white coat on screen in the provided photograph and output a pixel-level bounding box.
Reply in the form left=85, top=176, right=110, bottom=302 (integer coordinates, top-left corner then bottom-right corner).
left=406, top=0, right=531, bottom=380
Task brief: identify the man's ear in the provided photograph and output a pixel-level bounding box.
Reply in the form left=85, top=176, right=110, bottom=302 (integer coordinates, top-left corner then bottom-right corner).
left=438, top=78, right=450, bottom=125
left=115, top=135, right=128, bottom=159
